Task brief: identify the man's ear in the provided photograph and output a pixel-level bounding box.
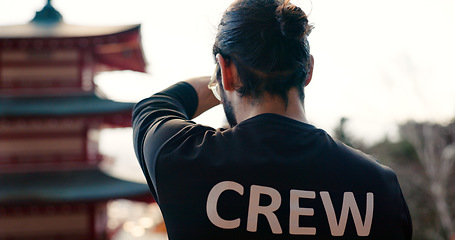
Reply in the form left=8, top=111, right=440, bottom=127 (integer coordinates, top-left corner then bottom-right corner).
left=216, top=54, right=237, bottom=91
left=304, top=55, right=314, bottom=87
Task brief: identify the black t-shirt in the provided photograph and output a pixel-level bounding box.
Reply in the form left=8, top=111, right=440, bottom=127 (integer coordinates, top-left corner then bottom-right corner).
left=133, top=82, right=412, bottom=240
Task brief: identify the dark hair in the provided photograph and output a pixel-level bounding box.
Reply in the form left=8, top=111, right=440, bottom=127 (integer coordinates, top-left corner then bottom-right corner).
left=213, top=0, right=313, bottom=103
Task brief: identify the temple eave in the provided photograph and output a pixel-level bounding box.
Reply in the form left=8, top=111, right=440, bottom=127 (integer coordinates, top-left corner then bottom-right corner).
left=0, top=168, right=152, bottom=205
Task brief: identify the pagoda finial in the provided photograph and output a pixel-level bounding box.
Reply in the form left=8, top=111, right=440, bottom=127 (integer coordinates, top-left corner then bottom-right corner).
left=30, top=0, right=63, bottom=25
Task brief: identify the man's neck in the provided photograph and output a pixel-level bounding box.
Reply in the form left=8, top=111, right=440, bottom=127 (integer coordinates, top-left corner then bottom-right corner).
left=234, top=88, right=308, bottom=124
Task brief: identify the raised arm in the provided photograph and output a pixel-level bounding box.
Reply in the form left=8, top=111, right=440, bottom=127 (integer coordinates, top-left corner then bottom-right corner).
left=132, top=77, right=219, bottom=202
left=184, top=76, right=220, bottom=119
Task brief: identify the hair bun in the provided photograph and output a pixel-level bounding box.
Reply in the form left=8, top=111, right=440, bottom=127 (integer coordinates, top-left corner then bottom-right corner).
left=275, top=1, right=311, bottom=39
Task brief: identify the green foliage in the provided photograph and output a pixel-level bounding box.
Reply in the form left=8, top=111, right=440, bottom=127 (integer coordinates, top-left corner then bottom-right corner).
left=367, top=137, right=418, bottom=165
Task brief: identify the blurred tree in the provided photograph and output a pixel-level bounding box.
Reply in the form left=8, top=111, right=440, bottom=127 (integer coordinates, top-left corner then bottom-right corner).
left=334, top=117, right=353, bottom=147
left=363, top=120, right=455, bottom=240
left=400, top=121, right=455, bottom=239
left=333, top=117, right=366, bottom=150
left=367, top=136, right=436, bottom=240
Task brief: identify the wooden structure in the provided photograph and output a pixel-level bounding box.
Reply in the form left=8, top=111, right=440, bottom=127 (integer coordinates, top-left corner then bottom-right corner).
left=0, top=1, right=151, bottom=239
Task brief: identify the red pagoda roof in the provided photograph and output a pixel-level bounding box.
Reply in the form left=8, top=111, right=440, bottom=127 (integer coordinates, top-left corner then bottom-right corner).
left=0, top=93, right=135, bottom=127
left=0, top=169, right=152, bottom=205
left=0, top=23, right=147, bottom=73
left=0, top=22, right=141, bottom=39
left=0, top=93, right=134, bottom=117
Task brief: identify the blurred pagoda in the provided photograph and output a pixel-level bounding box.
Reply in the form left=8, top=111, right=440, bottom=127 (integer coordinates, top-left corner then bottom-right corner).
left=0, top=1, right=152, bottom=239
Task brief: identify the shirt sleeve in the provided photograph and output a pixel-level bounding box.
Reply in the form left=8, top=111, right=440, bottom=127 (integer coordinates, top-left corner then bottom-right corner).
left=132, top=82, right=199, bottom=202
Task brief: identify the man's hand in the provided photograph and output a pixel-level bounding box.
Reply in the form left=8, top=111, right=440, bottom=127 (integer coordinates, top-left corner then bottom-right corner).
left=185, top=76, right=220, bottom=119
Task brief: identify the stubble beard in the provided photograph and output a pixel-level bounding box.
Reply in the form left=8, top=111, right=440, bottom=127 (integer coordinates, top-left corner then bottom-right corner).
left=220, top=90, right=238, bottom=128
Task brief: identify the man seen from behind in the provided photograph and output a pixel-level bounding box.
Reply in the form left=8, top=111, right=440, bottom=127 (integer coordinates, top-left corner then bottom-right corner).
left=132, top=0, right=413, bottom=239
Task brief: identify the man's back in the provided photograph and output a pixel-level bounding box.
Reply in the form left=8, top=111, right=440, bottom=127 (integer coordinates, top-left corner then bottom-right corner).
left=135, top=87, right=412, bottom=239
left=133, top=0, right=412, bottom=238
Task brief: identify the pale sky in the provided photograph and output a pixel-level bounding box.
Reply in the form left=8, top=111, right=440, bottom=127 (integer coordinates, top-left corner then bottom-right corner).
left=1, top=0, right=454, bottom=181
